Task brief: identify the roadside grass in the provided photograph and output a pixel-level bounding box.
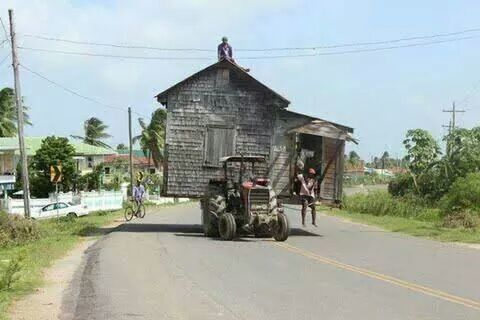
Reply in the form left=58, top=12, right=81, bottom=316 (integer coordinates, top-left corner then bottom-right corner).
left=323, top=205, right=480, bottom=244
left=0, top=210, right=123, bottom=320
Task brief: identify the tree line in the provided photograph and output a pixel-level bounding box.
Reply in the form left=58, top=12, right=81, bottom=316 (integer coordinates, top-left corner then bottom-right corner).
left=1, top=86, right=166, bottom=197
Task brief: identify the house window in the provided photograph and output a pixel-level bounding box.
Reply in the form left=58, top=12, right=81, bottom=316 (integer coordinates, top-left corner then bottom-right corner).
left=149, top=168, right=156, bottom=174
left=87, top=156, right=94, bottom=168
left=104, top=167, right=111, bottom=175
left=204, top=125, right=235, bottom=167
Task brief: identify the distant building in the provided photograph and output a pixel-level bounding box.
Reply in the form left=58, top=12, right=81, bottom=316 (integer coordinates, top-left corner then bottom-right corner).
left=0, top=137, right=116, bottom=191
left=103, top=150, right=161, bottom=176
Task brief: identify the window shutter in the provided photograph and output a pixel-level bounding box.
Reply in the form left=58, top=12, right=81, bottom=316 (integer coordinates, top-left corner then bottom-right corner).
left=204, top=126, right=235, bottom=166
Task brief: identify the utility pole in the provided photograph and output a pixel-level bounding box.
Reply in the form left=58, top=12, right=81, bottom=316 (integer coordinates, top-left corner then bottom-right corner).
left=442, top=101, right=465, bottom=131
left=128, top=107, right=134, bottom=196
left=8, top=9, right=31, bottom=218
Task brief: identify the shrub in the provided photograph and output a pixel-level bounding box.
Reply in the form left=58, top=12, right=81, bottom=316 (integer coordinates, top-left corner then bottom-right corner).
left=343, top=191, right=439, bottom=221
left=440, top=172, right=480, bottom=215
left=388, top=173, right=414, bottom=197
left=0, top=212, right=40, bottom=246
left=0, top=253, right=24, bottom=291
left=442, top=210, right=479, bottom=229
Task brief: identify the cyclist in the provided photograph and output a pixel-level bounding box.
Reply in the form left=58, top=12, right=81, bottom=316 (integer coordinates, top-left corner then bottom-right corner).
left=132, top=180, right=145, bottom=214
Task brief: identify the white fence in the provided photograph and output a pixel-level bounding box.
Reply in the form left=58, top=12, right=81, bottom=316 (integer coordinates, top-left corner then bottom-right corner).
left=4, top=190, right=124, bottom=215
left=2, top=191, right=191, bottom=215
left=146, top=194, right=191, bottom=205
left=7, top=198, right=52, bottom=215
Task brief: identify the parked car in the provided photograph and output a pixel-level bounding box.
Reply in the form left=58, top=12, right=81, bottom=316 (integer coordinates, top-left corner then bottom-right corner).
left=32, top=202, right=89, bottom=219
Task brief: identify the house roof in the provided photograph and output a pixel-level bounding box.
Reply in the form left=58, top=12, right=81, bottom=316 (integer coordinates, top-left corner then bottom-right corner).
left=104, top=154, right=152, bottom=166
left=288, top=120, right=358, bottom=144
left=0, top=137, right=116, bottom=156
left=281, top=109, right=354, bottom=133
left=117, top=149, right=147, bottom=158
left=155, top=59, right=290, bottom=105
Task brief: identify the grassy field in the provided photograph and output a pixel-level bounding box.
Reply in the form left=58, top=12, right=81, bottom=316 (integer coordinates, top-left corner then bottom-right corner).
left=0, top=210, right=124, bottom=320
left=325, top=209, right=480, bottom=244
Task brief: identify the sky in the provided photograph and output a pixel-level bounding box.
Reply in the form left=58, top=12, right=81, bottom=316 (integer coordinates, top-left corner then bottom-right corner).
left=1, top=0, right=480, bottom=161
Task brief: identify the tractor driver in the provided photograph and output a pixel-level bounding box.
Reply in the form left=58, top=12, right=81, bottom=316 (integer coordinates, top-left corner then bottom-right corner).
left=297, top=166, right=318, bottom=227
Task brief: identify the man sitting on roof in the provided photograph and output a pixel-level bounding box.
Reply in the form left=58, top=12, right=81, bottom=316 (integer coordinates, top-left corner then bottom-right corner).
left=217, top=36, right=250, bottom=72
left=218, top=36, right=234, bottom=61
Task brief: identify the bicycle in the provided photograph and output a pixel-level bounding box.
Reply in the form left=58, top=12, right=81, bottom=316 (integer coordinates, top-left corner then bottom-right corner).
left=124, top=198, right=146, bottom=221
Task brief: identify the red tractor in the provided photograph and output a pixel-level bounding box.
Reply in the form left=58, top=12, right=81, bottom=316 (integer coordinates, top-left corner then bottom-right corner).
left=201, top=156, right=290, bottom=241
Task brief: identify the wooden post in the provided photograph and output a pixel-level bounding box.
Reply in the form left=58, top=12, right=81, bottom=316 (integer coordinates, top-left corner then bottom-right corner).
left=8, top=9, right=31, bottom=218
left=128, top=107, right=134, bottom=196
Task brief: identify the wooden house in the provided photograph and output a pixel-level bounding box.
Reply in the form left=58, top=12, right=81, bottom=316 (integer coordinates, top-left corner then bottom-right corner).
left=156, top=59, right=355, bottom=203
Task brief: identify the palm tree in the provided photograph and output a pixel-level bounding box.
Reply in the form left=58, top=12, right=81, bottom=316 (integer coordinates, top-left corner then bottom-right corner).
left=0, top=87, right=31, bottom=137
left=71, top=117, right=111, bottom=148
left=133, top=108, right=166, bottom=168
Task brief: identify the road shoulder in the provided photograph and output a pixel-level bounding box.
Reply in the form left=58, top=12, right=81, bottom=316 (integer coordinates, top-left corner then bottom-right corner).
left=323, top=209, right=480, bottom=249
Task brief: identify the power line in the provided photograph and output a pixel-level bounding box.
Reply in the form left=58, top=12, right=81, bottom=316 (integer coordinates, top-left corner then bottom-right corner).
left=458, top=79, right=480, bottom=106
left=18, top=34, right=480, bottom=61
left=19, top=63, right=147, bottom=117
left=0, top=17, right=10, bottom=46
left=22, top=26, right=480, bottom=52
left=22, top=34, right=216, bottom=52
left=239, top=27, right=480, bottom=51
left=18, top=46, right=212, bottom=60
left=0, top=53, right=10, bottom=66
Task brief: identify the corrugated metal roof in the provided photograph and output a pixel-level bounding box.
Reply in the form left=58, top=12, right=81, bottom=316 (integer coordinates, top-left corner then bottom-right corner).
left=0, top=137, right=116, bottom=156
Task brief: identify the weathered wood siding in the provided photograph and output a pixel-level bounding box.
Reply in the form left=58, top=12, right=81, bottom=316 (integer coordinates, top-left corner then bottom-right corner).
left=320, top=137, right=345, bottom=200
left=163, top=66, right=286, bottom=197
left=270, top=110, right=311, bottom=196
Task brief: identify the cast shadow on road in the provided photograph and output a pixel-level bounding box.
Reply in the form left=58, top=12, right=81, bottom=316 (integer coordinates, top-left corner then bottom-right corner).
left=82, top=223, right=322, bottom=240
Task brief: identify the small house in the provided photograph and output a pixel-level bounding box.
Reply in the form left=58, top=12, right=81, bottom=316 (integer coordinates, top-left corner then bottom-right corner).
left=156, top=59, right=355, bottom=203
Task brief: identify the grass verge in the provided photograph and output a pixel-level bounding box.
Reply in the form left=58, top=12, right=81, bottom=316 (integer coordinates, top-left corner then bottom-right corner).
left=0, top=210, right=123, bottom=320
left=324, top=209, right=480, bottom=244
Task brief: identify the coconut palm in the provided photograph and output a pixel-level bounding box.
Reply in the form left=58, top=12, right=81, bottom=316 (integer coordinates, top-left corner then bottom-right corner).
left=0, top=87, right=31, bottom=137
left=133, top=108, right=166, bottom=168
left=71, top=117, right=111, bottom=149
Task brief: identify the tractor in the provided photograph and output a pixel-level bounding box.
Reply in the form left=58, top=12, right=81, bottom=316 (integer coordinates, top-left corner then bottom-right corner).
left=201, top=155, right=290, bottom=241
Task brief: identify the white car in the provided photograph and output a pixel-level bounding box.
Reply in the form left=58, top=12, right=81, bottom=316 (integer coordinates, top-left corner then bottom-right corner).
left=33, top=202, right=89, bottom=219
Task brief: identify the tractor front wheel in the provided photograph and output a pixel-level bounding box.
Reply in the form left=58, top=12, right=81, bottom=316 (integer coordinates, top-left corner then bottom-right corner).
left=273, top=212, right=290, bottom=242
left=218, top=213, right=236, bottom=240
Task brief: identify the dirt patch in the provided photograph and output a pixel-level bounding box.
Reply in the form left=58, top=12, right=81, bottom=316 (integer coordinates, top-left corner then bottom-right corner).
left=9, top=239, right=95, bottom=320
left=9, top=219, right=125, bottom=320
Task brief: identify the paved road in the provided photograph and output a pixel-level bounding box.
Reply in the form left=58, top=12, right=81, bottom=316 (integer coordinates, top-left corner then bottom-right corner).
left=62, top=203, right=480, bottom=320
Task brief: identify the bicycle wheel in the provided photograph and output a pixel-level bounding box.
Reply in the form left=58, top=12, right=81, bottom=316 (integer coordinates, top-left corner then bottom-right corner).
left=124, top=206, right=135, bottom=221
left=137, top=204, right=146, bottom=218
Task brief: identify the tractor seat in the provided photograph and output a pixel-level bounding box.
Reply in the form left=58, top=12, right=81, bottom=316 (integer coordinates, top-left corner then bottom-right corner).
left=254, top=178, right=270, bottom=186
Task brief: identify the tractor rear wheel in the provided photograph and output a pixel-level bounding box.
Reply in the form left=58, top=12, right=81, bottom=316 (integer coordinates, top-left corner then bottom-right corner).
left=273, top=212, right=290, bottom=242
left=201, top=185, right=225, bottom=237
left=218, top=213, right=236, bottom=240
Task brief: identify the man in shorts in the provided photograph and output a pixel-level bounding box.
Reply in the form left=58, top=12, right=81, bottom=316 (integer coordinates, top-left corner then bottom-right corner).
left=297, top=167, right=317, bottom=227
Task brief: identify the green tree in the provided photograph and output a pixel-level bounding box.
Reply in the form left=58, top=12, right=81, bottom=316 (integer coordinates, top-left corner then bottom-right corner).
left=116, top=143, right=127, bottom=151
left=403, top=129, right=440, bottom=175
left=0, top=87, right=31, bottom=137
left=29, top=136, right=76, bottom=197
left=71, top=117, right=111, bottom=149
left=348, top=151, right=361, bottom=165
left=133, top=108, right=166, bottom=168
left=403, top=129, right=441, bottom=194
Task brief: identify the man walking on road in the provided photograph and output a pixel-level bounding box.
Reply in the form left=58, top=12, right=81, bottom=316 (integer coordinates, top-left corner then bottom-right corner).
left=297, top=166, right=317, bottom=227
